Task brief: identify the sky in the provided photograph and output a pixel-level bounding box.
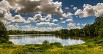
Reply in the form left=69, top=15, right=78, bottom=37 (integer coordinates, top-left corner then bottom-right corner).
left=0, top=0, right=103, bottom=31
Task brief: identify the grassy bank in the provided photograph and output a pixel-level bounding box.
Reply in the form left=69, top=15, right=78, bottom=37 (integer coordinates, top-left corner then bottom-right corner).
left=0, top=37, right=103, bottom=54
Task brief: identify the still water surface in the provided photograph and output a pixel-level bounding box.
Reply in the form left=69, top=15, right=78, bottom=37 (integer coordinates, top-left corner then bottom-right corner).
left=9, top=34, right=85, bottom=46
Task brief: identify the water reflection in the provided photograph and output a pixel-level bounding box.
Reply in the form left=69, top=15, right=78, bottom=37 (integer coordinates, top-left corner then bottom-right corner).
left=9, top=34, right=85, bottom=46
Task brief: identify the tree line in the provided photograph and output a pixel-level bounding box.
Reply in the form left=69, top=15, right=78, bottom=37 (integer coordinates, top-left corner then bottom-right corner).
left=55, top=17, right=103, bottom=37
left=8, top=17, right=103, bottom=37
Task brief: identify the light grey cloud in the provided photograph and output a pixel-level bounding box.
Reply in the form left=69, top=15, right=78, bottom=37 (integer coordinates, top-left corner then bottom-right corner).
left=7, top=0, right=64, bottom=17
left=66, top=19, right=73, bottom=22
left=73, top=7, right=77, bottom=10
left=61, top=21, right=65, bottom=23
left=75, top=3, right=103, bottom=18
left=68, top=23, right=81, bottom=29
left=63, top=12, right=73, bottom=18
left=65, top=7, right=69, bottom=9
left=53, top=19, right=58, bottom=22
left=6, top=24, right=19, bottom=30
left=36, top=22, right=59, bottom=26
left=12, top=15, right=26, bottom=23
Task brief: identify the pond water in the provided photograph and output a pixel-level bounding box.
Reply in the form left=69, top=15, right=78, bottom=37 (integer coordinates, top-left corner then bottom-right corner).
left=9, top=34, right=85, bottom=46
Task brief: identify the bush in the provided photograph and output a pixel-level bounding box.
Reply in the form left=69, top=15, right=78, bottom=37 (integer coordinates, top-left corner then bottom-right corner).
left=50, top=42, right=62, bottom=48
left=41, top=40, right=50, bottom=50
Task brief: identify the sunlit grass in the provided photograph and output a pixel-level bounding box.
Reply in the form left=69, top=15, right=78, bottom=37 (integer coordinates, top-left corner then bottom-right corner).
left=0, top=39, right=103, bottom=54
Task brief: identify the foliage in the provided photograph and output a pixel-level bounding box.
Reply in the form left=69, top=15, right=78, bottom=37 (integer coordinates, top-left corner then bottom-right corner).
left=0, top=38, right=103, bottom=54
left=0, top=21, right=9, bottom=43
left=98, top=28, right=103, bottom=37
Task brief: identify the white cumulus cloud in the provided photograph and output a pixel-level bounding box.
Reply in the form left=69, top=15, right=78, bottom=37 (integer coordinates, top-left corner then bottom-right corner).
left=75, top=3, right=103, bottom=18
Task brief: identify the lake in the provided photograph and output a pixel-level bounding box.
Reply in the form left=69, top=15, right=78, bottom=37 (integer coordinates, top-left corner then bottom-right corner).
left=9, top=34, right=85, bottom=46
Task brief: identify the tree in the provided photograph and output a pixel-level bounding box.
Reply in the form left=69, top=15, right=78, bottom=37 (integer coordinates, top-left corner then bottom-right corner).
left=83, top=24, right=91, bottom=36
left=0, top=21, right=9, bottom=43
left=98, top=28, right=103, bottom=37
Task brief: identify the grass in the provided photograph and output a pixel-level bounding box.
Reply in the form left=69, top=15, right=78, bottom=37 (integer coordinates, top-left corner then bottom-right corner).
left=0, top=37, right=103, bottom=54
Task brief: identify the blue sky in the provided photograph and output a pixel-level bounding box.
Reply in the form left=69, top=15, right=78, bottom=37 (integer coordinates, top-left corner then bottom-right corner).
left=55, top=0, right=103, bottom=28
left=0, top=0, right=103, bottom=31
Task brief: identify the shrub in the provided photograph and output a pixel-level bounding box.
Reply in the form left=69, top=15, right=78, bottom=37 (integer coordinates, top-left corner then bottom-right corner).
left=50, top=42, right=62, bottom=48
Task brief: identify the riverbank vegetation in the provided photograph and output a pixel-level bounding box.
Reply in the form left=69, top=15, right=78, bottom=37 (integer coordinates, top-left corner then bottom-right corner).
left=0, top=17, right=103, bottom=54
left=0, top=37, right=103, bottom=54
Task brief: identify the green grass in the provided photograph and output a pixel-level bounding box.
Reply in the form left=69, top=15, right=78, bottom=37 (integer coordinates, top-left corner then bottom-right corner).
left=0, top=37, right=103, bottom=54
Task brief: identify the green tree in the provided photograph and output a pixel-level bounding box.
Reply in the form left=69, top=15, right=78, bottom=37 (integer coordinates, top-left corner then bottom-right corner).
left=98, top=28, right=103, bottom=37
left=0, top=21, right=9, bottom=43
